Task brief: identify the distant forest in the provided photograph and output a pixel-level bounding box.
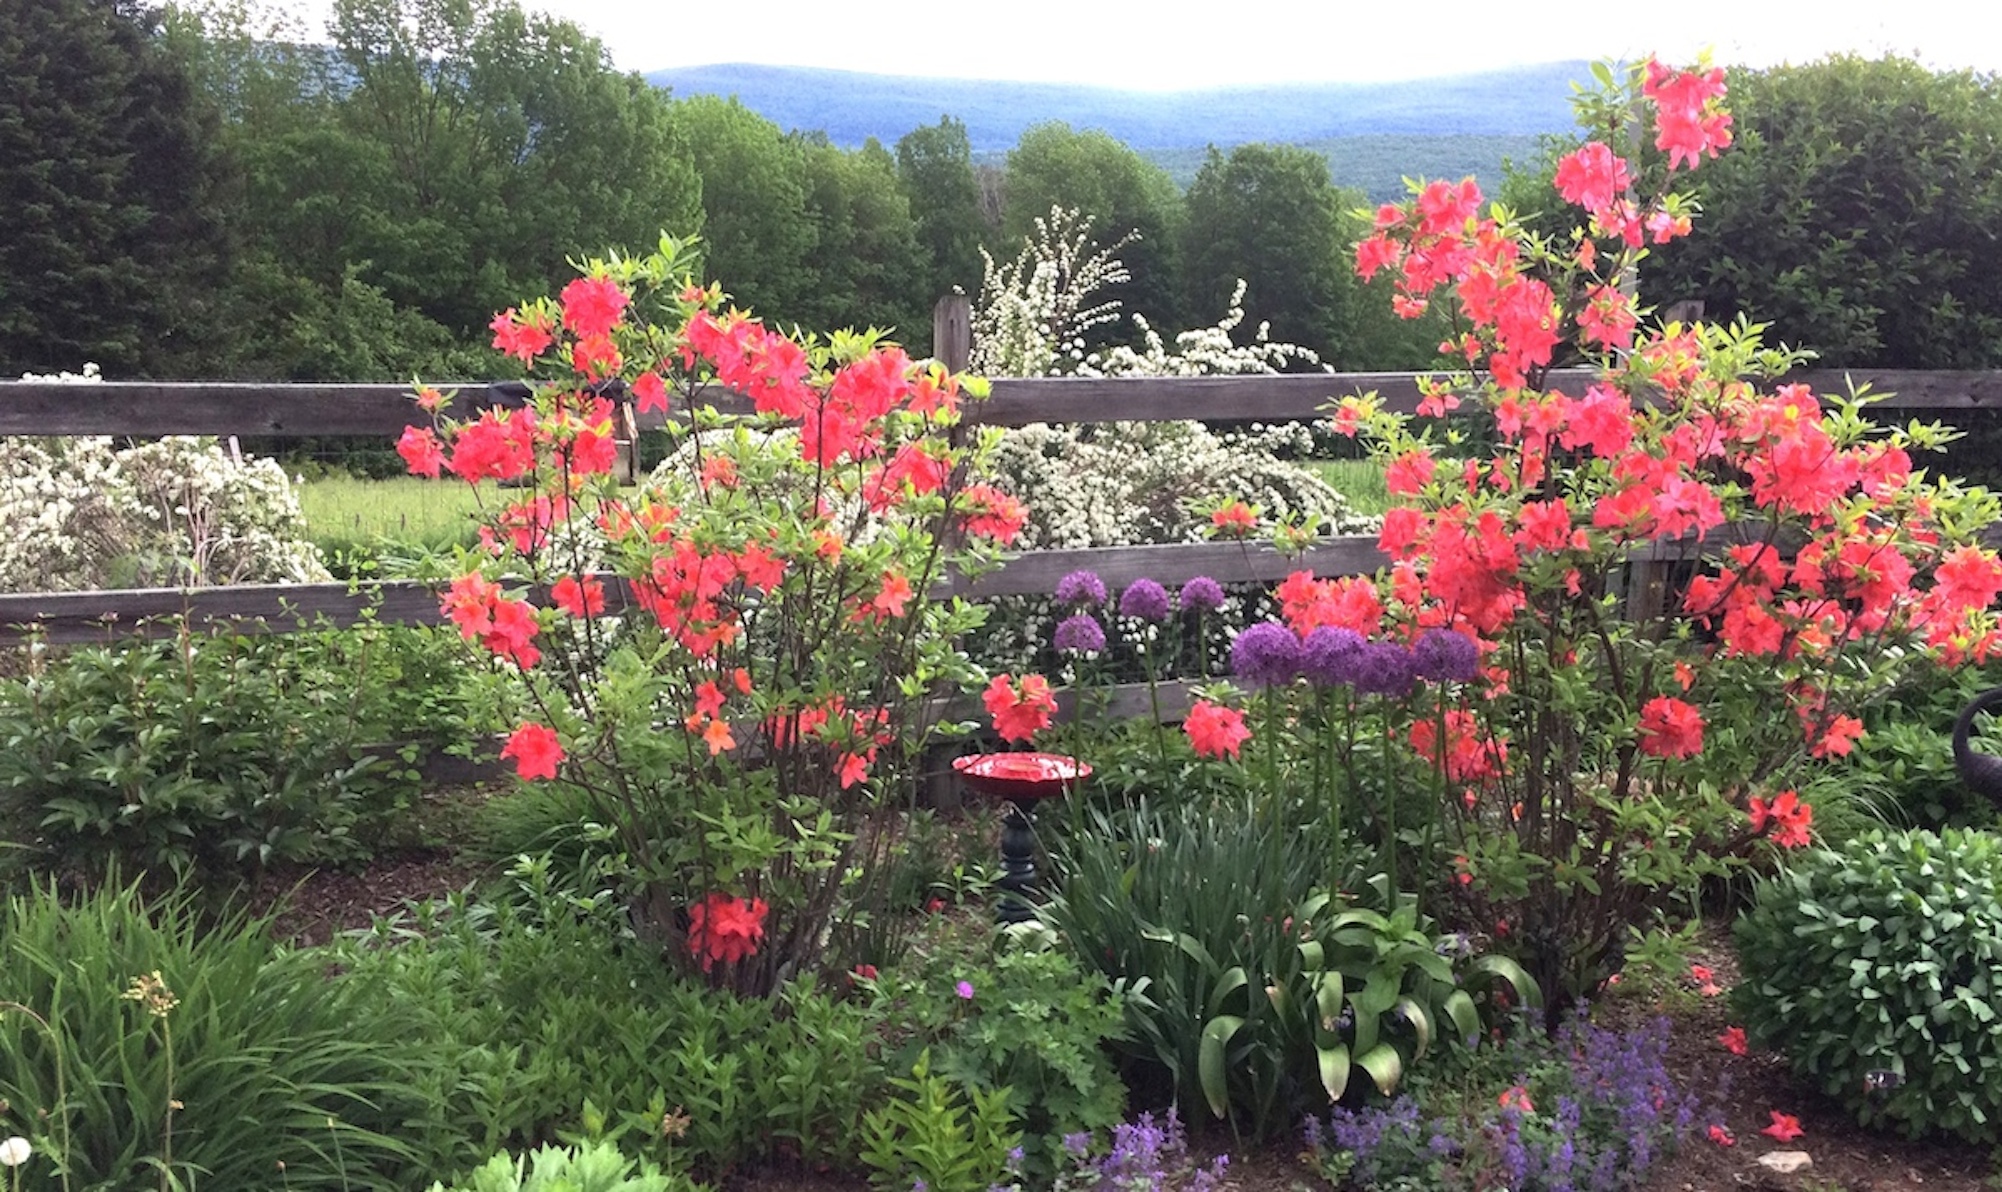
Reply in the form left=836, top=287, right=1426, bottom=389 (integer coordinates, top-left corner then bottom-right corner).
left=6, top=0, right=1999, bottom=384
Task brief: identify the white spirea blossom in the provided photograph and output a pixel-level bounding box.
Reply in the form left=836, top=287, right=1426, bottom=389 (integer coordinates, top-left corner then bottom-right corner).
left=968, top=218, right=1373, bottom=549
left=5, top=365, right=328, bottom=592
left=0, top=1136, right=31, bottom=1167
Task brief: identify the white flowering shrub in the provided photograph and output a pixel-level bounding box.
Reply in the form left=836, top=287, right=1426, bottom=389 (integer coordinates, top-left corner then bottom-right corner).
left=988, top=420, right=1371, bottom=550
left=969, top=214, right=1368, bottom=549
left=969, top=207, right=1131, bottom=379
left=5, top=366, right=327, bottom=591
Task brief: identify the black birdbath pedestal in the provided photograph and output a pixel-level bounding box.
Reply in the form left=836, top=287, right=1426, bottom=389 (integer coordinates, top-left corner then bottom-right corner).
left=1953, top=686, right=2002, bottom=805
left=952, top=752, right=1091, bottom=924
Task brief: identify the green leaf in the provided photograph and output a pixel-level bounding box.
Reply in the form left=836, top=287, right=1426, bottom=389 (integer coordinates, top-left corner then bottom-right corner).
left=1355, top=1041, right=1404, bottom=1095
left=1441, top=989, right=1481, bottom=1045
left=1198, top=1014, right=1245, bottom=1119
left=1208, top=965, right=1249, bottom=1016
left=1317, top=1041, right=1352, bottom=1102
left=1467, top=954, right=1544, bottom=1010
left=1394, top=996, right=1433, bottom=1058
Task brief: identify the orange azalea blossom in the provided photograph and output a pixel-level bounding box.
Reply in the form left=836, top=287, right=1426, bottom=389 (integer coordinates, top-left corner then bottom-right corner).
left=1184, top=700, right=1251, bottom=759
left=983, top=674, right=1056, bottom=744
left=1760, top=1112, right=1803, bottom=1142
left=1748, top=790, right=1813, bottom=848
left=500, top=722, right=563, bottom=781
left=686, top=892, right=767, bottom=971
left=1636, top=696, right=1703, bottom=759
left=1209, top=500, right=1258, bottom=538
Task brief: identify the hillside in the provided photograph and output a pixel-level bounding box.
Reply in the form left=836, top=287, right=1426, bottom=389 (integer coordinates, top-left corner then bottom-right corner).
left=643, top=61, right=1586, bottom=151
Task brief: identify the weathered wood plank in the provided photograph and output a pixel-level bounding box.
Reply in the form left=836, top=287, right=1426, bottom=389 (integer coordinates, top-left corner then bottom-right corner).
left=950, top=539, right=1388, bottom=598
left=0, top=537, right=1395, bottom=645
left=0, top=580, right=449, bottom=645
left=14, top=369, right=1989, bottom=438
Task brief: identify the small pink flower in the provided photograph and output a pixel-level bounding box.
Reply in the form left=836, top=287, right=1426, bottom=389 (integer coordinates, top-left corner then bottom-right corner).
left=954, top=980, right=975, bottom=1000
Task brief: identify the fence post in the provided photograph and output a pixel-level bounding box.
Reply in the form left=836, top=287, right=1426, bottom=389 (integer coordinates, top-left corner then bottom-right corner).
left=933, top=291, right=971, bottom=373
left=924, top=290, right=976, bottom=811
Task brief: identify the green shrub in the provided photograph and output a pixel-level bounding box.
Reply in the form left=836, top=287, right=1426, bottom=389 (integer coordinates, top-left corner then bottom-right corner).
left=858, top=1051, right=1020, bottom=1192
left=0, top=879, right=418, bottom=1190
left=0, top=621, right=475, bottom=882
left=425, top=1140, right=700, bottom=1192
left=333, top=903, right=884, bottom=1178
left=1734, top=828, right=2002, bottom=1143
left=867, top=928, right=1126, bottom=1180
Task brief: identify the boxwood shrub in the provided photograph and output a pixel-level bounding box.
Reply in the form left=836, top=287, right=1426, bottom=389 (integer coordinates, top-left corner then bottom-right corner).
left=1733, top=828, right=2002, bottom=1143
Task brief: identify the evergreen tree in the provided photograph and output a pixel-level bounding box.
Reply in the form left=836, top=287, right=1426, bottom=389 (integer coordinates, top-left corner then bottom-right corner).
left=0, top=0, right=232, bottom=376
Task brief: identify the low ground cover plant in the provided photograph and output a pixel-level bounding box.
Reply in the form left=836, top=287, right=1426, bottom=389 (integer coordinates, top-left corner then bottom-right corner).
left=1304, top=1013, right=1708, bottom=1191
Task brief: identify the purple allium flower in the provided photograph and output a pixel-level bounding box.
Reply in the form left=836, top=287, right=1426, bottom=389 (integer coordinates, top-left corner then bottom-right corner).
left=1231, top=621, right=1302, bottom=687
left=1412, top=627, right=1480, bottom=683
left=1352, top=641, right=1417, bottom=697
left=1118, top=578, right=1171, bottom=622
left=1179, top=575, right=1226, bottom=613
left=1054, top=569, right=1107, bottom=608
left=954, top=980, right=975, bottom=1000
left=1053, top=612, right=1106, bottom=654
left=1299, top=626, right=1366, bottom=688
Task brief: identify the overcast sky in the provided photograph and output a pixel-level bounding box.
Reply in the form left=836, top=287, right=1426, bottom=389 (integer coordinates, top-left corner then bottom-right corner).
left=519, top=0, right=2001, bottom=89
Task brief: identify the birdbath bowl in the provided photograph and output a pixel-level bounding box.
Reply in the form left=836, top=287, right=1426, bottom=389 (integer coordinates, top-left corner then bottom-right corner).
left=952, top=752, right=1091, bottom=923
left=951, top=752, right=1092, bottom=802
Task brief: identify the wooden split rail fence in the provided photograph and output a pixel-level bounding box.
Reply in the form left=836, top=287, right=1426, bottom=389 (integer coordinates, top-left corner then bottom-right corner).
left=4, top=364, right=2002, bottom=648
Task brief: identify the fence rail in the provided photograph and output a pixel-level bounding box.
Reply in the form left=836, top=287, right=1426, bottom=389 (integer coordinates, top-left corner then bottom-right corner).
left=6, top=368, right=2002, bottom=437
left=4, top=366, right=2000, bottom=645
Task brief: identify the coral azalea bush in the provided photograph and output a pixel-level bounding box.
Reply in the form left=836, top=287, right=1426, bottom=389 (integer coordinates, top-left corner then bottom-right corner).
left=1204, top=58, right=2002, bottom=1007
left=401, top=237, right=1016, bottom=993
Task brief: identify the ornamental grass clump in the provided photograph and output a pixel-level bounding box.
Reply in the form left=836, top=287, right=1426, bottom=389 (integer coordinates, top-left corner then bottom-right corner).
left=1194, top=55, right=2002, bottom=1010
left=1733, top=827, right=2002, bottom=1144
left=401, top=236, right=1019, bottom=995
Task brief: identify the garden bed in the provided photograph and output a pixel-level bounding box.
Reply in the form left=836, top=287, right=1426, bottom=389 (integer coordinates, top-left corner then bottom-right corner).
left=257, top=840, right=1996, bottom=1192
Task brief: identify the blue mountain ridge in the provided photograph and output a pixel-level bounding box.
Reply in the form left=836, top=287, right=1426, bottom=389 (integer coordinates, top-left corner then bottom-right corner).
left=643, top=61, right=1591, bottom=152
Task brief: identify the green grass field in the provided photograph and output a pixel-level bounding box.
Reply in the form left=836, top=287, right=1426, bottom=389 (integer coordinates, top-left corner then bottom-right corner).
left=300, top=460, right=1394, bottom=560
left=298, top=476, right=490, bottom=556
left=1306, top=458, right=1392, bottom=518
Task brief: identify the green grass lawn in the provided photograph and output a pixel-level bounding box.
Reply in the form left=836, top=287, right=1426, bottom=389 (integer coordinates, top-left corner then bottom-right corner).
left=1306, top=458, right=1392, bottom=518
left=298, top=476, right=490, bottom=557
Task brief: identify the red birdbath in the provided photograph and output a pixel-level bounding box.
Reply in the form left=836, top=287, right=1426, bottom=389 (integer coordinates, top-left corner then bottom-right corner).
left=953, top=752, right=1091, bottom=924
left=951, top=752, right=1092, bottom=801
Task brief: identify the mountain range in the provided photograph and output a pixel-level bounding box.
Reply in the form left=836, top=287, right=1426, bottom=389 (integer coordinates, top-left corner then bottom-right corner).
left=644, top=61, right=1589, bottom=201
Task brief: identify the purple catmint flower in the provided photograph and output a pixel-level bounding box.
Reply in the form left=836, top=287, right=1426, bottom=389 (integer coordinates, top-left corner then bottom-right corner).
left=1412, top=627, right=1480, bottom=683
left=1230, top=621, right=1302, bottom=687
left=1179, top=575, right=1226, bottom=613
left=1299, top=626, right=1366, bottom=688
left=1053, top=613, right=1107, bottom=655
left=1118, top=578, right=1172, bottom=622
left=1054, top=569, right=1107, bottom=608
left=1352, top=641, right=1417, bottom=698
